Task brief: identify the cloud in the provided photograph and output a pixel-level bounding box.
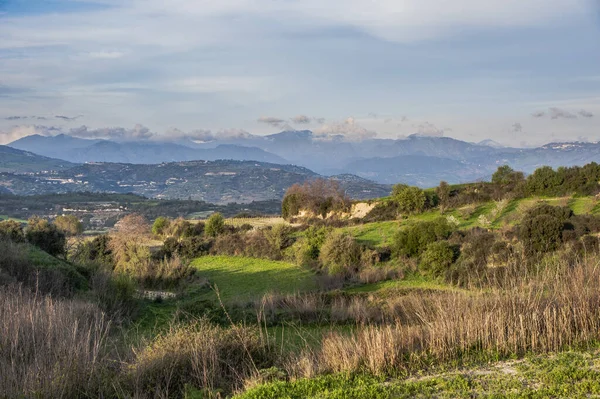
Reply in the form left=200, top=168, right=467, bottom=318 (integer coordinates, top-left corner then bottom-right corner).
left=549, top=107, right=577, bottom=119
left=69, top=124, right=154, bottom=141
left=512, top=122, right=523, bottom=132
left=55, top=115, right=83, bottom=121
left=87, top=51, right=125, bottom=59
left=314, top=117, right=377, bottom=141
left=5, top=116, right=25, bottom=120
left=290, top=115, right=311, bottom=124
left=531, top=110, right=546, bottom=118
left=579, top=109, right=594, bottom=118
left=414, top=122, right=446, bottom=137
left=0, top=125, right=60, bottom=144
left=257, top=116, right=286, bottom=128
left=313, top=117, right=326, bottom=124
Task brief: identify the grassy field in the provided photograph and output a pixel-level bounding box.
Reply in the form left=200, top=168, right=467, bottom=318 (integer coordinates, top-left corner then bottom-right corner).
left=235, top=350, right=600, bottom=399
left=190, top=256, right=318, bottom=303
left=345, top=195, right=600, bottom=248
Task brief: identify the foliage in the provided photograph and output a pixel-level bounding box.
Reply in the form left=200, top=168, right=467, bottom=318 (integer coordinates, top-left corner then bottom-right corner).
left=25, top=216, right=66, bottom=257
left=282, top=179, right=350, bottom=219
left=436, top=181, right=450, bottom=211
left=393, top=218, right=453, bottom=258
left=519, top=205, right=572, bottom=257
left=54, top=215, right=83, bottom=236
left=152, top=216, right=171, bottom=237
left=419, top=241, right=457, bottom=278
left=319, top=231, right=363, bottom=276
left=205, top=212, right=225, bottom=237
left=392, top=184, right=426, bottom=214
left=0, top=219, right=24, bottom=242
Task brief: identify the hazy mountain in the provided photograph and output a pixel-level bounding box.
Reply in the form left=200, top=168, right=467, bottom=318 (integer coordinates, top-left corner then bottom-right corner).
left=8, top=135, right=287, bottom=164
left=7, top=132, right=600, bottom=187
left=0, top=145, right=75, bottom=173
left=0, top=160, right=391, bottom=204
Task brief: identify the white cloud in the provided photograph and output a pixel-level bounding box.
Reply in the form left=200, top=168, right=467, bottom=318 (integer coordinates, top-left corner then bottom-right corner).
left=314, top=117, right=377, bottom=141
left=87, top=51, right=125, bottom=59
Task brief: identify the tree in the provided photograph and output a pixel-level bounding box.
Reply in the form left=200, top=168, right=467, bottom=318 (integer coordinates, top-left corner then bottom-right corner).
left=519, top=205, right=570, bottom=257
left=25, top=217, right=66, bottom=257
left=392, top=184, right=426, bottom=214
left=54, top=215, right=83, bottom=237
left=281, top=179, right=350, bottom=219
left=526, top=166, right=562, bottom=196
left=205, top=212, right=225, bottom=238
left=152, top=217, right=171, bottom=237
left=436, top=181, right=450, bottom=213
left=0, top=220, right=25, bottom=243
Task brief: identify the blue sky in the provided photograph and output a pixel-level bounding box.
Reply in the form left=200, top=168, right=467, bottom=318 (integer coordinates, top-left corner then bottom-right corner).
left=0, top=0, right=599, bottom=146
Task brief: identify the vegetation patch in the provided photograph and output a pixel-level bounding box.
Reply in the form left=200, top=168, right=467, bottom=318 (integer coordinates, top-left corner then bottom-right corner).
left=191, top=256, right=318, bottom=302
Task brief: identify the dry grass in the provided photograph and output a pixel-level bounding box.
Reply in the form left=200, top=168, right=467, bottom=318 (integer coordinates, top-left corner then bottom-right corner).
left=0, top=284, right=111, bottom=398
left=285, top=256, right=600, bottom=379
left=127, top=317, right=274, bottom=398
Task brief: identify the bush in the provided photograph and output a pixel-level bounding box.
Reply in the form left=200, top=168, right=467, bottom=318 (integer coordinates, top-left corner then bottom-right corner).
left=54, top=215, right=83, bottom=236
left=319, top=231, right=362, bottom=276
left=0, top=220, right=24, bottom=242
left=393, top=218, right=453, bottom=258
left=392, top=184, right=426, bottom=214
left=282, top=179, right=350, bottom=219
left=419, top=241, right=457, bottom=278
left=152, top=216, right=171, bottom=237
left=519, top=205, right=571, bottom=257
left=128, top=319, right=273, bottom=397
left=25, top=217, right=66, bottom=257
left=205, top=213, right=225, bottom=238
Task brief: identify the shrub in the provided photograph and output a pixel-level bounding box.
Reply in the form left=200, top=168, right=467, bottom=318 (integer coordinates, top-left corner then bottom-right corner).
left=519, top=205, right=571, bottom=257
left=319, top=231, right=362, bottom=276
left=282, top=179, right=350, bottom=219
left=392, top=184, right=426, bottom=214
left=152, top=216, right=171, bottom=237
left=393, top=218, right=453, bottom=258
left=128, top=319, right=273, bottom=397
left=71, top=234, right=113, bottom=267
left=205, top=212, right=225, bottom=238
left=25, top=217, right=66, bottom=257
left=54, top=215, right=83, bottom=236
left=419, top=241, right=457, bottom=278
left=0, top=220, right=24, bottom=242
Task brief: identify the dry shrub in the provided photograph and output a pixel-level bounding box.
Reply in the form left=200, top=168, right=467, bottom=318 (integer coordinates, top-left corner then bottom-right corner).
left=128, top=318, right=273, bottom=397
left=287, top=256, right=600, bottom=378
left=358, top=265, right=403, bottom=284
left=0, top=284, right=111, bottom=398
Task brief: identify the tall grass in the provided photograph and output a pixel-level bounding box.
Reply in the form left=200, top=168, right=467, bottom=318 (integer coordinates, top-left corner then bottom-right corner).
left=285, top=255, right=600, bottom=379
left=0, top=284, right=111, bottom=398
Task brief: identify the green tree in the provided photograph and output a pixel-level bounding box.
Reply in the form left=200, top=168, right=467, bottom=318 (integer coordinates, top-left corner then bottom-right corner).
left=436, top=181, right=450, bottom=212
left=205, top=212, right=225, bottom=238
left=0, top=220, right=25, bottom=242
left=54, top=215, right=83, bottom=237
left=526, top=166, right=563, bottom=196
left=420, top=241, right=456, bottom=278
left=25, top=217, right=66, bottom=257
left=519, top=205, right=570, bottom=257
left=152, top=216, right=171, bottom=237
left=392, top=184, right=426, bottom=214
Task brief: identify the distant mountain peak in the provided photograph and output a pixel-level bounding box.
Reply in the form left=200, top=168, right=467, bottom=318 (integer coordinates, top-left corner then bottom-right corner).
left=478, top=139, right=505, bottom=148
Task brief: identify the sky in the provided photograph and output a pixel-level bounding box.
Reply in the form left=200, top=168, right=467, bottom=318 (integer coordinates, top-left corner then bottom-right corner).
left=0, top=0, right=599, bottom=146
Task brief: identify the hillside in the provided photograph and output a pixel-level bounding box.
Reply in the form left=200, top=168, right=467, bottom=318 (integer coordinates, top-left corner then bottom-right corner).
left=0, top=145, right=75, bottom=173
left=0, top=160, right=391, bottom=203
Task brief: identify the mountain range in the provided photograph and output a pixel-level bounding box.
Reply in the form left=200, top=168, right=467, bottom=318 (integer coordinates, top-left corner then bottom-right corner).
left=7, top=131, right=600, bottom=186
